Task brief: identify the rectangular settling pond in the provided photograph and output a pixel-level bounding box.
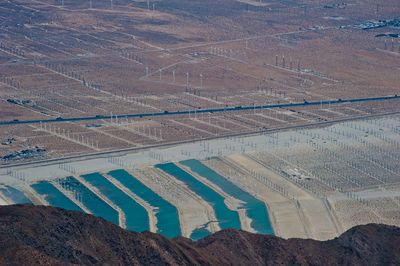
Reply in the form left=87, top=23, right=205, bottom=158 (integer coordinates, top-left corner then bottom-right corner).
left=0, top=185, right=32, bottom=204
left=181, top=159, right=274, bottom=235
left=31, top=181, right=82, bottom=212
left=81, top=173, right=149, bottom=233
left=155, top=163, right=241, bottom=234
left=58, top=176, right=119, bottom=226
left=108, top=169, right=181, bottom=238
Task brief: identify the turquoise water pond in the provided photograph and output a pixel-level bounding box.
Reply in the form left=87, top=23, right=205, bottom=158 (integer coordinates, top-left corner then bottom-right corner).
left=31, top=181, right=82, bottom=212
left=180, top=159, right=274, bottom=235
left=59, top=176, right=119, bottom=226
left=27, top=158, right=272, bottom=240
left=0, top=185, right=32, bottom=204
left=191, top=228, right=211, bottom=240
left=155, top=162, right=241, bottom=233
left=81, top=173, right=149, bottom=232
left=108, top=169, right=181, bottom=238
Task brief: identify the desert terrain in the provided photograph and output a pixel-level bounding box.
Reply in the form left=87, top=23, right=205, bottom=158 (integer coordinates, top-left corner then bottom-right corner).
left=0, top=0, right=399, bottom=240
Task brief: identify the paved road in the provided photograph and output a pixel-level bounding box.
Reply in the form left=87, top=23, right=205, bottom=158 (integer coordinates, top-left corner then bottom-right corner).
left=1, top=95, right=398, bottom=126
left=1, top=110, right=398, bottom=170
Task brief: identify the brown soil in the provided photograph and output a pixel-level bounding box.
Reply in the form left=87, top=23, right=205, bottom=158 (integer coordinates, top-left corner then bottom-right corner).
left=0, top=205, right=399, bottom=266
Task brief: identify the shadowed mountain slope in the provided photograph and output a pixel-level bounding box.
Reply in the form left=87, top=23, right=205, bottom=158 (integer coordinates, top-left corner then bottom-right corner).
left=0, top=205, right=399, bottom=266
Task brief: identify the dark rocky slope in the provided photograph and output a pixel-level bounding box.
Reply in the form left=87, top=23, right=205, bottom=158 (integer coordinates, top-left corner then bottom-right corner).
left=0, top=205, right=399, bottom=266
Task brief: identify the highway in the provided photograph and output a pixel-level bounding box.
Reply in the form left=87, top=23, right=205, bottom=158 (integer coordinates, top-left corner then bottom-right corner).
left=1, top=110, right=398, bottom=170
left=1, top=95, right=398, bottom=126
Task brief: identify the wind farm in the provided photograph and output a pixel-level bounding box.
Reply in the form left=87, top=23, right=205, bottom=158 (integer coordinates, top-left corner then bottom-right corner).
left=0, top=0, right=399, bottom=241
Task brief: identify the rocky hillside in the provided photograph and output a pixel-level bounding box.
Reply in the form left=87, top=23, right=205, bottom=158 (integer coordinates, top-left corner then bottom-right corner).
left=0, top=205, right=399, bottom=266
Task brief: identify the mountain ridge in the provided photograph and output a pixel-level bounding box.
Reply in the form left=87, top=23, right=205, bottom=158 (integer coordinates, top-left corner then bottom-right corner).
left=0, top=205, right=399, bottom=266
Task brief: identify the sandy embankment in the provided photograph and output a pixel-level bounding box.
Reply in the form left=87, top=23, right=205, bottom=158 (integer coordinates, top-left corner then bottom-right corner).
left=104, top=173, right=158, bottom=233
left=133, top=168, right=219, bottom=238
left=177, top=163, right=254, bottom=233
left=74, top=175, right=127, bottom=229
left=0, top=194, right=8, bottom=205
left=216, top=153, right=340, bottom=240
left=205, top=155, right=308, bottom=239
